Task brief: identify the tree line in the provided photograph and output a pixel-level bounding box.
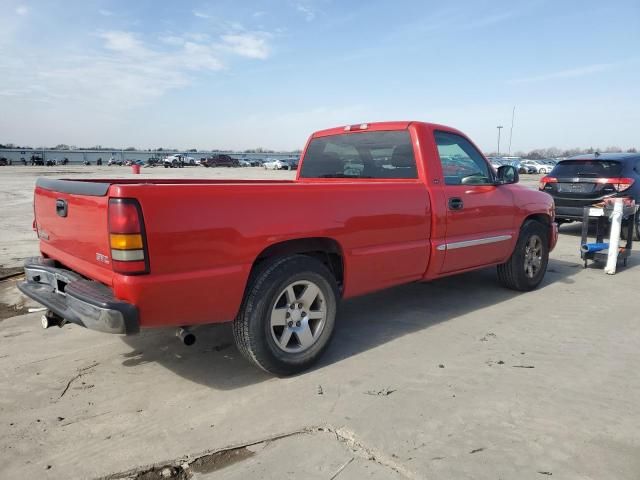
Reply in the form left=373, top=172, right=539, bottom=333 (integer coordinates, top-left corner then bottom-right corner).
left=486, top=146, right=638, bottom=159
left=1, top=143, right=635, bottom=158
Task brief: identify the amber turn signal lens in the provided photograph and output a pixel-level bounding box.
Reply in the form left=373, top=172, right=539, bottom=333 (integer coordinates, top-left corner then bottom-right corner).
left=110, top=233, right=143, bottom=250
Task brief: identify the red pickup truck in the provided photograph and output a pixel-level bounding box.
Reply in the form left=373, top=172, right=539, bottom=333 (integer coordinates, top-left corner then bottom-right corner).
left=19, top=121, right=557, bottom=375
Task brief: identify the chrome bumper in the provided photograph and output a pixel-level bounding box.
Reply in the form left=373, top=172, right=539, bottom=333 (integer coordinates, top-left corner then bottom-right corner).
left=17, top=257, right=139, bottom=335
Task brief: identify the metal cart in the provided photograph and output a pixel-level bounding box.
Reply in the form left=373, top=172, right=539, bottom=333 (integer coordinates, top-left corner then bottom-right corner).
left=580, top=203, right=637, bottom=268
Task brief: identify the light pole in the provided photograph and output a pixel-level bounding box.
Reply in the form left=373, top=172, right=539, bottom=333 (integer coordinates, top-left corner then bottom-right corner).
left=508, top=106, right=515, bottom=156
left=496, top=126, right=503, bottom=156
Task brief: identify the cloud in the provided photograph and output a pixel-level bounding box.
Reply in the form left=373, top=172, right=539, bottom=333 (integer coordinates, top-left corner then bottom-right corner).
left=185, top=32, right=210, bottom=42
left=98, top=9, right=113, bottom=17
left=294, top=2, right=316, bottom=21
left=159, top=35, right=185, bottom=46
left=181, top=42, right=224, bottom=70
left=510, top=63, right=617, bottom=83
left=0, top=27, right=273, bottom=113
left=15, top=5, right=29, bottom=15
left=221, top=33, right=271, bottom=60
left=192, top=10, right=210, bottom=19
left=98, top=31, right=148, bottom=56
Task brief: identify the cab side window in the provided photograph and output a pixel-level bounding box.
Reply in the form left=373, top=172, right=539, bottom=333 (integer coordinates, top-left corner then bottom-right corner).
left=434, top=131, right=492, bottom=185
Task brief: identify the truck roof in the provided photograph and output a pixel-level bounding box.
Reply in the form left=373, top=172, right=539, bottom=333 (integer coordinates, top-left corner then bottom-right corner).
left=311, top=121, right=463, bottom=138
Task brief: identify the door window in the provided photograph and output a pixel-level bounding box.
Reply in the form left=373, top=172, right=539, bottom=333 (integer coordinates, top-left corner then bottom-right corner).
left=434, top=131, right=492, bottom=185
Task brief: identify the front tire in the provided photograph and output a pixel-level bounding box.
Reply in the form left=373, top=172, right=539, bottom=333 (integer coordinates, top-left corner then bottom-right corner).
left=497, top=220, right=549, bottom=291
left=233, top=255, right=338, bottom=376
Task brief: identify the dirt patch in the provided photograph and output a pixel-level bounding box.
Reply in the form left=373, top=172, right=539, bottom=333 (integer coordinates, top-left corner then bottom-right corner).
left=189, top=446, right=255, bottom=474
left=0, top=302, right=26, bottom=321
left=127, top=446, right=255, bottom=479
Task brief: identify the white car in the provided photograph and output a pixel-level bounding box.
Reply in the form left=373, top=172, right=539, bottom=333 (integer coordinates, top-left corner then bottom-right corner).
left=263, top=159, right=290, bottom=170
left=163, top=154, right=198, bottom=168
left=521, top=160, right=551, bottom=174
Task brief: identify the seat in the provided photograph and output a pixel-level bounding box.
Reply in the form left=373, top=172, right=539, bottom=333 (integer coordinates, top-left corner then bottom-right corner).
left=302, top=151, right=344, bottom=177
left=386, top=145, right=417, bottom=178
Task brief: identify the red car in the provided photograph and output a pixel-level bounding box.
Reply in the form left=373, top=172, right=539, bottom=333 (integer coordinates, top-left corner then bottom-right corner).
left=19, top=121, right=557, bottom=374
left=200, top=154, right=240, bottom=168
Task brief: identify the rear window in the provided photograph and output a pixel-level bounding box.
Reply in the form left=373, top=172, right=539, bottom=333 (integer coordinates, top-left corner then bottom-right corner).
left=552, top=160, right=623, bottom=178
left=299, top=130, right=417, bottom=179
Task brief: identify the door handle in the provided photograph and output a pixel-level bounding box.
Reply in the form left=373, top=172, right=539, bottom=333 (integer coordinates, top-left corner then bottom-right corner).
left=448, top=197, right=463, bottom=210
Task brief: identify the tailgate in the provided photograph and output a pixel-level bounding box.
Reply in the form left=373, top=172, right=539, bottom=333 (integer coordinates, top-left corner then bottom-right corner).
left=34, top=179, right=114, bottom=284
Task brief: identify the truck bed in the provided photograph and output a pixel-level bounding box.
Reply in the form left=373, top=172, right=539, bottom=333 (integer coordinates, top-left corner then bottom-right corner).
left=34, top=177, right=432, bottom=327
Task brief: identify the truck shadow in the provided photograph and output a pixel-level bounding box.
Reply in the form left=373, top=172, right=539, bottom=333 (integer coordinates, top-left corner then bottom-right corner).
left=119, top=257, right=582, bottom=389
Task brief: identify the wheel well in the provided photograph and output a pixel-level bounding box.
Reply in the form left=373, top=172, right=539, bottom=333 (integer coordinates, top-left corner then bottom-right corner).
left=252, top=238, right=344, bottom=291
left=524, top=213, right=550, bottom=227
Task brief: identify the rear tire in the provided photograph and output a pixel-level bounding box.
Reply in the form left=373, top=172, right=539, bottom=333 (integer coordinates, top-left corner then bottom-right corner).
left=497, top=220, right=549, bottom=291
left=233, top=255, right=338, bottom=376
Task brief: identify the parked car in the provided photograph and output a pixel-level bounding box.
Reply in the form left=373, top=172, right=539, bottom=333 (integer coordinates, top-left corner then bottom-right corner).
left=263, top=158, right=291, bottom=170
left=249, top=158, right=263, bottom=166
left=238, top=159, right=251, bottom=167
left=539, top=152, right=640, bottom=239
left=18, top=120, right=557, bottom=375
left=285, top=158, right=300, bottom=169
left=489, top=158, right=504, bottom=171
left=146, top=156, right=161, bottom=167
left=201, top=154, right=240, bottom=168
left=521, top=160, right=551, bottom=174
left=30, top=155, right=44, bottom=166
left=514, top=161, right=536, bottom=174
left=108, top=157, right=123, bottom=166
left=0, top=157, right=8, bottom=166
left=162, top=154, right=197, bottom=168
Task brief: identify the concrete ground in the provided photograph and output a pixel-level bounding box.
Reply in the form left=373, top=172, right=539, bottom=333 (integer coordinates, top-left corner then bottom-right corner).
left=0, top=166, right=639, bottom=479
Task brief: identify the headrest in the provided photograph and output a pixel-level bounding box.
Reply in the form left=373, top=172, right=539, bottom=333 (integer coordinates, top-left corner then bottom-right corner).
left=391, top=145, right=415, bottom=168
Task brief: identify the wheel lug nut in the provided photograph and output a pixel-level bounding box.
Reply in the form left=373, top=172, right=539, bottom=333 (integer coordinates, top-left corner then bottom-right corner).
left=296, top=321, right=301, bottom=327
left=288, top=321, right=293, bottom=327
left=298, top=303, right=303, bottom=309
left=301, top=312, right=306, bottom=317
left=285, top=312, right=290, bottom=318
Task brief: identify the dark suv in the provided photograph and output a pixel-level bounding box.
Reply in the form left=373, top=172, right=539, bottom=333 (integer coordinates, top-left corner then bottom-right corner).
left=201, top=154, right=240, bottom=168
left=539, top=153, right=640, bottom=239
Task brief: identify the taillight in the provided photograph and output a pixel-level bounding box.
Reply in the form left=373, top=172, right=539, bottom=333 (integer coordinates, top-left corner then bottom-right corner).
left=597, top=177, right=635, bottom=192
left=108, top=198, right=149, bottom=275
left=539, top=176, right=557, bottom=190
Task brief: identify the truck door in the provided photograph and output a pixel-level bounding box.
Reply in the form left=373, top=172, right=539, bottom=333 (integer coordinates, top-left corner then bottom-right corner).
left=434, top=131, right=516, bottom=273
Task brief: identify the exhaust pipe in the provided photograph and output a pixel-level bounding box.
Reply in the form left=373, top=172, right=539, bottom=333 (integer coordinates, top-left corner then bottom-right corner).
left=41, top=311, right=65, bottom=329
left=176, top=327, right=196, bottom=346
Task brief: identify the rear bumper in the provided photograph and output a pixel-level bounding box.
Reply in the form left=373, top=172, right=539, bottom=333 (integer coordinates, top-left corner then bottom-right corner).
left=17, top=257, right=139, bottom=335
left=555, top=205, right=589, bottom=220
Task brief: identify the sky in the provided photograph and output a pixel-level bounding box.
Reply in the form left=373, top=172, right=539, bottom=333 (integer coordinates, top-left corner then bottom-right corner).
left=1, top=0, right=639, bottom=152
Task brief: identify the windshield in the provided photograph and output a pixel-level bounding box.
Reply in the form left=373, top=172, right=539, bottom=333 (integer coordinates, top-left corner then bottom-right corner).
left=552, top=160, right=623, bottom=178
left=300, top=130, right=417, bottom=179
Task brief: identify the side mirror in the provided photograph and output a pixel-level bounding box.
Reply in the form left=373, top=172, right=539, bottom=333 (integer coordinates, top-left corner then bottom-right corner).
left=497, top=165, right=519, bottom=184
